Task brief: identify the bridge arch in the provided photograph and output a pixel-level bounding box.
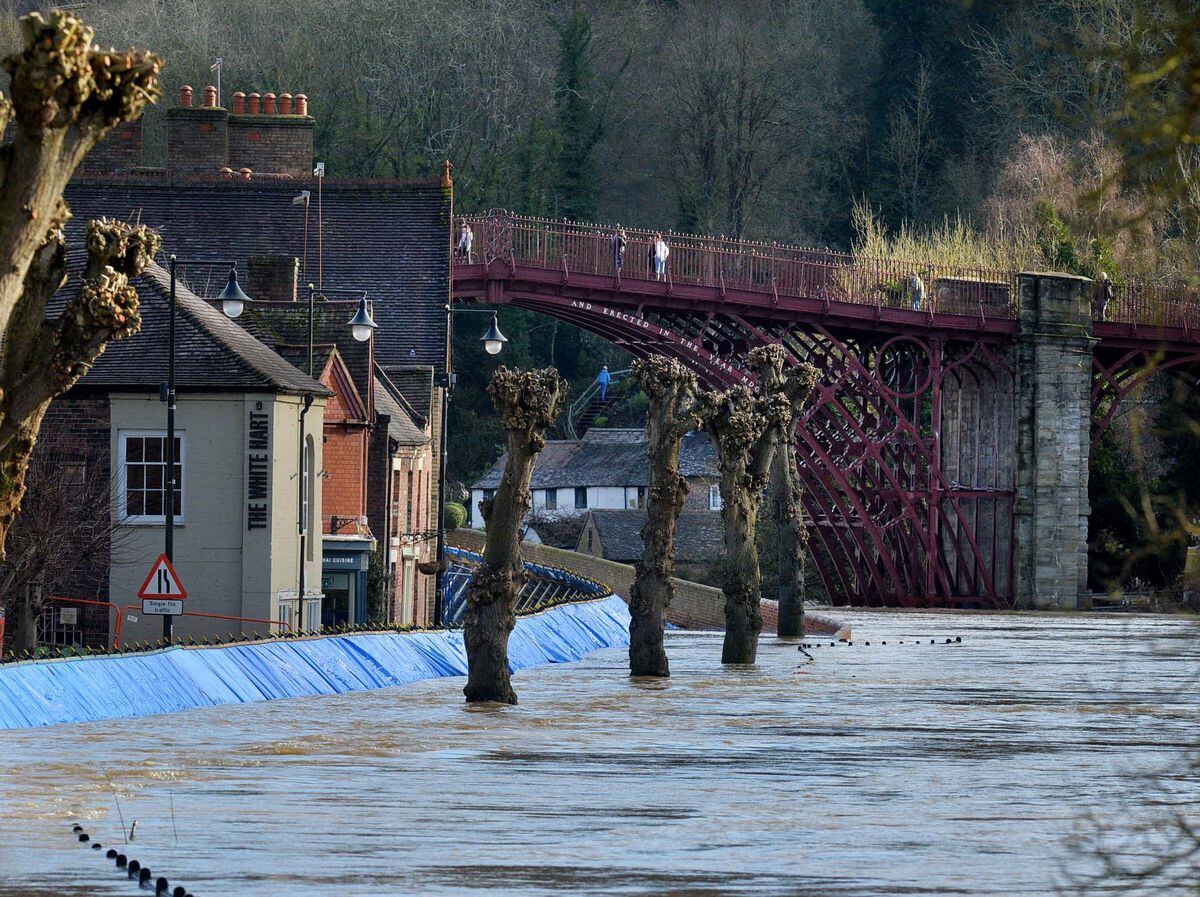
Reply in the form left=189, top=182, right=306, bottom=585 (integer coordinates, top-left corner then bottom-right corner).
left=454, top=211, right=1200, bottom=608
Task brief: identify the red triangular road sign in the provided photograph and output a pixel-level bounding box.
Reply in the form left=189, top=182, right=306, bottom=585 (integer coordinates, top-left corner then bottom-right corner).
left=137, top=553, right=188, bottom=600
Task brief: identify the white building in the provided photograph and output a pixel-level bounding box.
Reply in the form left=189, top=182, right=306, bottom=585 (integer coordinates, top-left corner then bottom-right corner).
left=468, top=428, right=719, bottom=529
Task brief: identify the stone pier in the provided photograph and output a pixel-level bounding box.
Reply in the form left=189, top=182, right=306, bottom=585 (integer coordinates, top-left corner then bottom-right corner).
left=1014, top=272, right=1095, bottom=609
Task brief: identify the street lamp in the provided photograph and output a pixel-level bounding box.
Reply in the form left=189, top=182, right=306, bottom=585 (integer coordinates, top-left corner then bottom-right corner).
left=217, top=268, right=251, bottom=318
left=432, top=306, right=509, bottom=626
left=221, top=282, right=376, bottom=633
left=165, top=257, right=250, bottom=641
left=348, top=295, right=378, bottom=343
left=481, top=313, right=507, bottom=355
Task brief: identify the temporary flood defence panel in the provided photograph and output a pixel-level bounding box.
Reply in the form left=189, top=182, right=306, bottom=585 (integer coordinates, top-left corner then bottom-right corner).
left=0, top=596, right=631, bottom=730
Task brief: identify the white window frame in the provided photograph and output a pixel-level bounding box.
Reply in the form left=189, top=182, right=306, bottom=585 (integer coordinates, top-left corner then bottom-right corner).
left=544, top=488, right=558, bottom=511
left=709, top=483, right=723, bottom=511
left=117, top=429, right=185, bottom=525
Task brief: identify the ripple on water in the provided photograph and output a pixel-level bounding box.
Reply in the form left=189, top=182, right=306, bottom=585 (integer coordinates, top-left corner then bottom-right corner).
left=0, top=611, right=1196, bottom=897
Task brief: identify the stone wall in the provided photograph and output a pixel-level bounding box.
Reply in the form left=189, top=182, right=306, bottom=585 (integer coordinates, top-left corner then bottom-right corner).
left=449, top=528, right=729, bottom=629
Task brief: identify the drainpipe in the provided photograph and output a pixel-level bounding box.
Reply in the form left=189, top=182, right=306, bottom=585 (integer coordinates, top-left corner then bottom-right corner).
left=298, top=393, right=315, bottom=629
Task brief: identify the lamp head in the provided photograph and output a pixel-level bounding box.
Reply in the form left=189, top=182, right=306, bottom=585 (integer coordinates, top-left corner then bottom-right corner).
left=482, top=314, right=507, bottom=355
left=218, top=266, right=250, bottom=318
left=348, top=295, right=377, bottom=342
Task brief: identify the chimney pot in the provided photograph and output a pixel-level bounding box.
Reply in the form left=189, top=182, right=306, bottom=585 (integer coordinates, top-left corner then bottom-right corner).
left=248, top=92, right=261, bottom=114
left=279, top=93, right=293, bottom=115
left=179, top=85, right=193, bottom=107
left=264, top=92, right=277, bottom=114
left=295, top=94, right=308, bottom=116
left=219, top=167, right=234, bottom=178
left=202, top=85, right=217, bottom=108
left=232, top=91, right=246, bottom=114
left=239, top=167, right=252, bottom=180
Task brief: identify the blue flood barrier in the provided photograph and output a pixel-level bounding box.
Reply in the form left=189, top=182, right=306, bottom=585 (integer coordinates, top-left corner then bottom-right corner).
left=0, top=596, right=631, bottom=730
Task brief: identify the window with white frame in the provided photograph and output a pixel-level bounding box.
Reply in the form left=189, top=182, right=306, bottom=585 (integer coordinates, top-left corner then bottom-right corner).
left=709, top=483, right=723, bottom=511
left=119, top=431, right=183, bottom=523
left=544, top=488, right=558, bottom=511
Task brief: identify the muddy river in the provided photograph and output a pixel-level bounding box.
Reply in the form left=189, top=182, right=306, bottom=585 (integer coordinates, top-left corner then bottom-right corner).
left=1, top=611, right=1196, bottom=896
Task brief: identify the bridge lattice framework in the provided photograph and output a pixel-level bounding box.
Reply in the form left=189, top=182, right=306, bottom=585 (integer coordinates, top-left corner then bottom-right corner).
left=454, top=211, right=1200, bottom=608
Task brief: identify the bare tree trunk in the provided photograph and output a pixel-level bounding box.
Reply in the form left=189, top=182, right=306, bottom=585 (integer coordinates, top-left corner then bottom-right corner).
left=11, top=582, right=40, bottom=653
left=0, top=12, right=162, bottom=559
left=463, top=367, right=566, bottom=704
left=772, top=438, right=806, bottom=637
left=629, top=357, right=697, bottom=677
left=718, top=472, right=763, bottom=663
left=699, top=346, right=817, bottom=664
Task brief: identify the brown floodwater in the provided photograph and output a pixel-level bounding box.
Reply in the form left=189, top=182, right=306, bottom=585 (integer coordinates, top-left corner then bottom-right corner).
left=0, top=611, right=1196, bottom=896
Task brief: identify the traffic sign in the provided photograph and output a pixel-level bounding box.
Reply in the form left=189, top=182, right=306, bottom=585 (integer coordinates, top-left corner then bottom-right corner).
left=142, top=598, right=184, bottom=616
left=137, top=553, right=188, bottom=601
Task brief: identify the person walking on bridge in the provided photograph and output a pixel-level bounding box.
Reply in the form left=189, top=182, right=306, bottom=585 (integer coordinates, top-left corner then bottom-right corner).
left=456, top=221, right=474, bottom=264
left=653, top=233, right=670, bottom=282
left=597, top=365, right=612, bottom=401
left=1094, top=271, right=1114, bottom=321
left=612, top=225, right=627, bottom=274
left=908, top=272, right=926, bottom=311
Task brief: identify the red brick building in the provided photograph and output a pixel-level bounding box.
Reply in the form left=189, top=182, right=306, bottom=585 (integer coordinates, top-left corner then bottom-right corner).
left=53, top=80, right=453, bottom=632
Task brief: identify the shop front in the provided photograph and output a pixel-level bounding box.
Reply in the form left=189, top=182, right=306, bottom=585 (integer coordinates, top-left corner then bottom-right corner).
left=321, top=536, right=373, bottom=628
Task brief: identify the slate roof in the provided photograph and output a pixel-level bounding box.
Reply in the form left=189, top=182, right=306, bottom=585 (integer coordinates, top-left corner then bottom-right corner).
left=64, top=176, right=451, bottom=373
left=58, top=250, right=330, bottom=396
left=374, top=373, right=428, bottom=446
left=473, top=429, right=716, bottom=489
left=384, top=365, right=434, bottom=423
left=240, top=299, right=374, bottom=408
left=580, top=509, right=724, bottom=564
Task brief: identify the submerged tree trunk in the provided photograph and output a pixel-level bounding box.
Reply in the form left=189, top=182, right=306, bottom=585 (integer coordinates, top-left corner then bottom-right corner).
left=629, top=356, right=698, bottom=677
left=699, top=346, right=817, bottom=664
left=463, top=367, right=566, bottom=704
left=718, top=466, right=763, bottom=662
left=772, top=438, right=806, bottom=637
left=10, top=582, right=40, bottom=653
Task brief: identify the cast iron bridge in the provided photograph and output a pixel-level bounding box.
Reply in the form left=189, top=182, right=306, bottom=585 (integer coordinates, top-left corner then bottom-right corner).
left=453, top=211, right=1200, bottom=609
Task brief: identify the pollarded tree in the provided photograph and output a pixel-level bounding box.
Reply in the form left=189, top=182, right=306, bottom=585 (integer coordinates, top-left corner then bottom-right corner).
left=771, top=436, right=807, bottom=637
left=464, top=366, right=567, bottom=705
left=697, top=345, right=816, bottom=664
left=0, top=12, right=162, bottom=557
left=628, top=355, right=699, bottom=677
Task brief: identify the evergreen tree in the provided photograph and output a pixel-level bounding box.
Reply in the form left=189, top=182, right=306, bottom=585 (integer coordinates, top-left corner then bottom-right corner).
left=552, top=2, right=602, bottom=221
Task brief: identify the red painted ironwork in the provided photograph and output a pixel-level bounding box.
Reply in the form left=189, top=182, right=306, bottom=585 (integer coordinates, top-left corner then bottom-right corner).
left=453, top=211, right=1200, bottom=608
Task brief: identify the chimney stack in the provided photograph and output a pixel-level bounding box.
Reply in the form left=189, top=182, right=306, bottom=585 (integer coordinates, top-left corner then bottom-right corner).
left=248, top=255, right=300, bottom=304
left=167, top=83, right=228, bottom=177
left=78, top=116, right=145, bottom=176
left=228, top=87, right=315, bottom=179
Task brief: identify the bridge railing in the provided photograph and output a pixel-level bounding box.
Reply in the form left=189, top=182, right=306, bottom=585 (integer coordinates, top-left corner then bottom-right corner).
left=1110, top=280, right=1200, bottom=329
left=464, top=212, right=1020, bottom=319
left=461, top=212, right=1200, bottom=328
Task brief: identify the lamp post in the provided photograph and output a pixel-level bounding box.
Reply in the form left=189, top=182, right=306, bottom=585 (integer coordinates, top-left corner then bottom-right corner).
left=222, top=282, right=376, bottom=633
left=433, top=307, right=509, bottom=626
left=164, top=256, right=251, bottom=641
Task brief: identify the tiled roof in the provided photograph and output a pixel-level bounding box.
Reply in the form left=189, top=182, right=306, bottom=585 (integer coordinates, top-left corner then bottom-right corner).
left=580, top=509, right=724, bottom=563
left=374, top=374, right=428, bottom=446
left=240, top=299, right=374, bottom=408
left=383, top=364, right=434, bottom=423
left=64, top=176, right=451, bottom=373
left=58, top=250, right=330, bottom=396
left=473, top=429, right=716, bottom=489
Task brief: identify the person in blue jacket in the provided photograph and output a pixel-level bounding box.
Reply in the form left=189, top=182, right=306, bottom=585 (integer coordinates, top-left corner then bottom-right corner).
left=597, top=365, right=612, bottom=401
